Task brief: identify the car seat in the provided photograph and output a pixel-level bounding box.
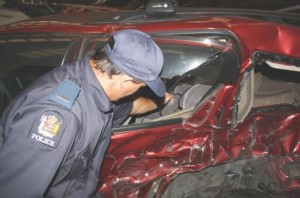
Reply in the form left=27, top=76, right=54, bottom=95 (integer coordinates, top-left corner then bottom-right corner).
left=141, top=83, right=212, bottom=123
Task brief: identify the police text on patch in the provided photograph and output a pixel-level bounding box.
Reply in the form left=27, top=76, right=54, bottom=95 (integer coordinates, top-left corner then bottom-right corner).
left=30, top=133, right=56, bottom=147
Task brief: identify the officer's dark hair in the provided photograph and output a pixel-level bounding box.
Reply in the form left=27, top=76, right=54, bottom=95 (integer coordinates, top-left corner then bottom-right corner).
left=90, top=37, right=142, bottom=83
left=90, top=38, right=121, bottom=77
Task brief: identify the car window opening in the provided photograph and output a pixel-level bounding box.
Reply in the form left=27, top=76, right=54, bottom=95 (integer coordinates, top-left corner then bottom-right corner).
left=237, top=59, right=300, bottom=123
left=130, top=47, right=227, bottom=125
left=253, top=62, right=300, bottom=108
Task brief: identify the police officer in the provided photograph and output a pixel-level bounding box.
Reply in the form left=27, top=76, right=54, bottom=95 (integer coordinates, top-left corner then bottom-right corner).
left=0, top=29, right=170, bottom=197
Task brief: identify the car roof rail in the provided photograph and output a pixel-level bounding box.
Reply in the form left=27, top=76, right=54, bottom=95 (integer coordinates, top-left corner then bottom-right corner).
left=145, top=0, right=177, bottom=16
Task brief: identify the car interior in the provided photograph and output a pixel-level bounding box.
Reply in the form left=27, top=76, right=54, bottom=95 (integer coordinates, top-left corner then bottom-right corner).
left=253, top=62, right=300, bottom=107
left=237, top=60, right=300, bottom=122
left=128, top=46, right=225, bottom=125
left=133, top=79, right=213, bottom=124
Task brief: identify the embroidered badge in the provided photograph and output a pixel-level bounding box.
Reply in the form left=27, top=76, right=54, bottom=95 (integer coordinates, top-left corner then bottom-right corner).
left=28, top=110, right=65, bottom=148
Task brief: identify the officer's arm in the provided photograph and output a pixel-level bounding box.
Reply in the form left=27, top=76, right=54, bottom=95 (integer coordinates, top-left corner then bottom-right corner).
left=0, top=106, right=80, bottom=197
left=131, top=92, right=173, bottom=115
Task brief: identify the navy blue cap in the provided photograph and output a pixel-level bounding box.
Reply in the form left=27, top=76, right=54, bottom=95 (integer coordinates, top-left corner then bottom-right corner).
left=104, top=29, right=166, bottom=97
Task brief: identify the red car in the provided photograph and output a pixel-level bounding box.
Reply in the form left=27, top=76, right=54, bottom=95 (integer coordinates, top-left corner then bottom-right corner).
left=1, top=1, right=300, bottom=197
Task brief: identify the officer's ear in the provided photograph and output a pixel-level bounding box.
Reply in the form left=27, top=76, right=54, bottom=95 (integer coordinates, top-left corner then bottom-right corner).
left=89, top=59, right=97, bottom=69
left=120, top=75, right=134, bottom=86
left=112, top=74, right=131, bottom=87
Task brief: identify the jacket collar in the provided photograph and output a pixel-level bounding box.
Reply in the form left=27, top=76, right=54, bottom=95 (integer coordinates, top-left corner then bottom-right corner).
left=81, top=54, right=113, bottom=113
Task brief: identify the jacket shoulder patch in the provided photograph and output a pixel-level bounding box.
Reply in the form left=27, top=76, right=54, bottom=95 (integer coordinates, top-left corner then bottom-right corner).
left=28, top=110, right=65, bottom=148
left=49, top=79, right=80, bottom=110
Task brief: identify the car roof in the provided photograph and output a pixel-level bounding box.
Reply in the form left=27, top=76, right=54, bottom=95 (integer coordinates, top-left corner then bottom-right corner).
left=0, top=8, right=298, bottom=34
left=1, top=7, right=300, bottom=28
left=1, top=8, right=300, bottom=59
left=3, top=7, right=300, bottom=23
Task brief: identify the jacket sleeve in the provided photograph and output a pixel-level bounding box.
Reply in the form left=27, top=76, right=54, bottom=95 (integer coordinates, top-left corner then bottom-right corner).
left=112, top=98, right=133, bottom=126
left=0, top=105, right=80, bottom=198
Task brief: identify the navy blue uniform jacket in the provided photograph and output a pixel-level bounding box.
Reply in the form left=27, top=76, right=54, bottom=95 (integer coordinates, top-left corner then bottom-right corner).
left=0, top=55, right=132, bottom=197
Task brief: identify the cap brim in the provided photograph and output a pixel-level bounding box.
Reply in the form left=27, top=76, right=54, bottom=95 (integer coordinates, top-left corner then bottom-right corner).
left=145, top=78, right=166, bottom=97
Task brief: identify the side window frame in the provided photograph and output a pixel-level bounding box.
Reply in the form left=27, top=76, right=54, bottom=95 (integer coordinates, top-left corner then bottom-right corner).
left=81, top=34, right=110, bottom=56
left=235, top=68, right=254, bottom=124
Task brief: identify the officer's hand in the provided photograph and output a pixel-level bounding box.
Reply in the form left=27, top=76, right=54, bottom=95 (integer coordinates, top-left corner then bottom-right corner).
left=163, top=92, right=173, bottom=105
